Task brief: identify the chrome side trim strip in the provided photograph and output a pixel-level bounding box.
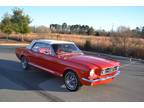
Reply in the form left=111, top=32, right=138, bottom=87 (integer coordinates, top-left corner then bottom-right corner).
left=28, top=62, right=63, bottom=77
left=82, top=71, right=120, bottom=83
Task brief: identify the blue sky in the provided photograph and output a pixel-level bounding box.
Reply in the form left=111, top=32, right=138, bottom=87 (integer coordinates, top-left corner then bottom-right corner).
left=0, top=6, right=144, bottom=31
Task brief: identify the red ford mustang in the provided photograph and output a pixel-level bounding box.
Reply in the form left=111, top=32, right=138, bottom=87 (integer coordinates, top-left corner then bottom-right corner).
left=15, top=39, right=120, bottom=91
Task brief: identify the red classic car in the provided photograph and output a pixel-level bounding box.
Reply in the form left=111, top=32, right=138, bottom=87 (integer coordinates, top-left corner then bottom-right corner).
left=15, top=39, right=120, bottom=91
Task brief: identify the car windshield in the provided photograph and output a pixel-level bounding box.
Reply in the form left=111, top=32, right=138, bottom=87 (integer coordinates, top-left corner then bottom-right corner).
left=52, top=43, right=82, bottom=55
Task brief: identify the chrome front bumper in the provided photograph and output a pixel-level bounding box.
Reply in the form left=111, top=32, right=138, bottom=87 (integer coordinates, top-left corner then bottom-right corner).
left=82, top=71, right=120, bottom=83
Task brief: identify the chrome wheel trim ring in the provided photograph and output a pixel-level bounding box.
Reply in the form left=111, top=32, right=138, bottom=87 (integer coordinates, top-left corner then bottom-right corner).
left=21, top=58, right=27, bottom=69
left=65, top=72, right=78, bottom=90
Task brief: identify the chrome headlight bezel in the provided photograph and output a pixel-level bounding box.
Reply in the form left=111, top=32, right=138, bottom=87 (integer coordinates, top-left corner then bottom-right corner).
left=89, top=69, right=95, bottom=77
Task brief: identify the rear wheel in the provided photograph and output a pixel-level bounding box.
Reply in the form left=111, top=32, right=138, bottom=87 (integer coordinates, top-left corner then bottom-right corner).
left=64, top=71, right=81, bottom=91
left=21, top=56, right=29, bottom=70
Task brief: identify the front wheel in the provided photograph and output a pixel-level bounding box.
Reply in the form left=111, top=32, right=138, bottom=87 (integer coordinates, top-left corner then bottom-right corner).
left=64, top=71, right=81, bottom=91
left=21, top=56, right=29, bottom=70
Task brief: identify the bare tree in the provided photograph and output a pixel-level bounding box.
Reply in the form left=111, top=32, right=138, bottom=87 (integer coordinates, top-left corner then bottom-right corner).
left=111, top=26, right=133, bottom=56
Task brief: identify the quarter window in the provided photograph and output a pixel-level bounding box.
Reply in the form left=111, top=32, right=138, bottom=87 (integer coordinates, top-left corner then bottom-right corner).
left=32, top=43, right=52, bottom=55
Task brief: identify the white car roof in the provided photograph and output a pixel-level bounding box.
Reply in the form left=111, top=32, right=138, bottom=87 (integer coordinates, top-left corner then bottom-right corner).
left=26, top=39, right=75, bottom=49
left=36, top=39, right=74, bottom=44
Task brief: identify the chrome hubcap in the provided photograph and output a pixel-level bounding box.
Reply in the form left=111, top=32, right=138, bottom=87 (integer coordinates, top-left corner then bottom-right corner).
left=65, top=72, right=77, bottom=90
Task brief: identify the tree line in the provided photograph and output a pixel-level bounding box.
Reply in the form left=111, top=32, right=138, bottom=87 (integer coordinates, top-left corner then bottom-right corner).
left=50, top=23, right=110, bottom=36
left=49, top=23, right=144, bottom=38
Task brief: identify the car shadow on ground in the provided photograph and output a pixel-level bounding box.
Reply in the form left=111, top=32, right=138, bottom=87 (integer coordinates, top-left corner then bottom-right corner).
left=0, top=59, right=68, bottom=92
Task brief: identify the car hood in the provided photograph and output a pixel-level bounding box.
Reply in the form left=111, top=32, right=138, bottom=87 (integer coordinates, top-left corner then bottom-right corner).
left=67, top=54, right=120, bottom=69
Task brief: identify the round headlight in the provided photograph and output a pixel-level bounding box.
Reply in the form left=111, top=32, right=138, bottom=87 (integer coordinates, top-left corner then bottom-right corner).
left=89, top=69, right=95, bottom=76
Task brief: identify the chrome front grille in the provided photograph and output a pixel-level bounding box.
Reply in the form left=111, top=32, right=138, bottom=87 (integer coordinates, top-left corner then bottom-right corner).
left=105, top=68, right=114, bottom=73
left=101, top=66, right=119, bottom=75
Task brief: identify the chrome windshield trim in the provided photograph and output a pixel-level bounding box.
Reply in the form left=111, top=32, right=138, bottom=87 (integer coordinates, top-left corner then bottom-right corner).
left=82, top=71, right=120, bottom=83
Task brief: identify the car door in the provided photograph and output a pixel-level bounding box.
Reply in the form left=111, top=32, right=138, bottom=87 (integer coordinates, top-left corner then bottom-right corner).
left=36, top=43, right=63, bottom=76
left=47, top=44, right=68, bottom=76
left=50, top=56, right=67, bottom=76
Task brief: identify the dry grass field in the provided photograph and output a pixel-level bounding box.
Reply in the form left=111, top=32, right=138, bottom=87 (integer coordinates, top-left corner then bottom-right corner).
left=0, top=32, right=144, bottom=59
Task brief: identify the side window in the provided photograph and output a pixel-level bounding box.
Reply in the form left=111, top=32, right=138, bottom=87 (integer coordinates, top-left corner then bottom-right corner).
left=31, top=43, right=41, bottom=52
left=39, top=47, right=52, bottom=55
left=32, top=43, right=52, bottom=55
